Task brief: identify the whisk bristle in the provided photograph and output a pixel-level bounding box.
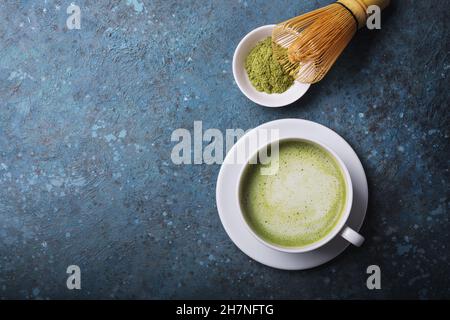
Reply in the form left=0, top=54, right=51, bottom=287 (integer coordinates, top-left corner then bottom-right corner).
left=272, top=3, right=358, bottom=84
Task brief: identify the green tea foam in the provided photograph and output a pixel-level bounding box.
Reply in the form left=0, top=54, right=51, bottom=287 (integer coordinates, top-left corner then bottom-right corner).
left=240, top=140, right=347, bottom=248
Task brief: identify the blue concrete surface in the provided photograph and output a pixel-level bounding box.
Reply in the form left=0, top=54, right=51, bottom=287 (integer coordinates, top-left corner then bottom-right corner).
left=0, top=0, right=449, bottom=299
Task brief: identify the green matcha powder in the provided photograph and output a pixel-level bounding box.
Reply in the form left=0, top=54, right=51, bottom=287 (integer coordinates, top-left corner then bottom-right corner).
left=245, top=37, right=294, bottom=94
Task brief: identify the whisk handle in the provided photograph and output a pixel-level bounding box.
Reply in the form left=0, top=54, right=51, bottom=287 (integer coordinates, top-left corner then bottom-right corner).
left=338, top=0, right=390, bottom=29
left=362, top=0, right=390, bottom=10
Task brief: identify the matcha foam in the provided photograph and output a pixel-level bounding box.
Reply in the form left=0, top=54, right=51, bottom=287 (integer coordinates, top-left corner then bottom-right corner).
left=239, top=140, right=347, bottom=248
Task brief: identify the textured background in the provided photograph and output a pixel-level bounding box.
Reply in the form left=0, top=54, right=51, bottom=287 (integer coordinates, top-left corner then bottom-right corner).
left=0, top=0, right=449, bottom=299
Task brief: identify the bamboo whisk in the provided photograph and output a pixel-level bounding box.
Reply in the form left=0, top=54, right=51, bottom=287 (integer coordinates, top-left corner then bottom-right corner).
left=272, top=0, right=390, bottom=84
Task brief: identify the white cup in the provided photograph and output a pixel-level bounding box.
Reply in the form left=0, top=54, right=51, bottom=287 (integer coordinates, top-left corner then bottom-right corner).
left=236, top=137, right=364, bottom=253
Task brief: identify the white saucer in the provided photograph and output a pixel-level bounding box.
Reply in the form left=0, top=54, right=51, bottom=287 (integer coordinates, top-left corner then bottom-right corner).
left=216, top=119, right=368, bottom=270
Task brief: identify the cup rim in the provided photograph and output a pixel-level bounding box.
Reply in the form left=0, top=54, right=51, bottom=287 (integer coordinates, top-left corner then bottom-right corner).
left=236, top=137, right=354, bottom=254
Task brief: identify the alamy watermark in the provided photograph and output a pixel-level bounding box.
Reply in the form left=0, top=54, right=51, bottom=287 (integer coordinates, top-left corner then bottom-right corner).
left=66, top=265, right=81, bottom=290
left=170, top=121, right=280, bottom=175
left=62, top=4, right=382, bottom=32
left=366, top=5, right=382, bottom=30
left=66, top=3, right=81, bottom=30
left=366, top=265, right=381, bottom=290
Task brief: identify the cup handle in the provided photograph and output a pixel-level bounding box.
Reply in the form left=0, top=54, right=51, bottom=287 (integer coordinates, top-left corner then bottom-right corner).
left=341, top=226, right=365, bottom=247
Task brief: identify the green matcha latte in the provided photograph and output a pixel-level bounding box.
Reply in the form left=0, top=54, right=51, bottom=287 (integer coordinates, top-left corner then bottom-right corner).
left=239, top=140, right=347, bottom=248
